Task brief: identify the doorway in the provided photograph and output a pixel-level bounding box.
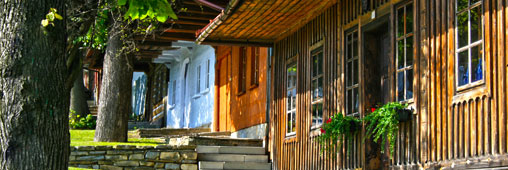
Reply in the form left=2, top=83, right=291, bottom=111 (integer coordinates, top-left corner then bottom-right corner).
left=216, top=55, right=230, bottom=132
left=362, top=16, right=391, bottom=110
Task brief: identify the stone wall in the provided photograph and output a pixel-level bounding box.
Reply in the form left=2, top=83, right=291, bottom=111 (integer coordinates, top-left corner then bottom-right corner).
left=69, top=145, right=198, bottom=170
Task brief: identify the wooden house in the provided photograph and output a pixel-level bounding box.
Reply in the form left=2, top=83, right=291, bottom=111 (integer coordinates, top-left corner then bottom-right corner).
left=213, top=46, right=270, bottom=138
left=196, top=0, right=508, bottom=169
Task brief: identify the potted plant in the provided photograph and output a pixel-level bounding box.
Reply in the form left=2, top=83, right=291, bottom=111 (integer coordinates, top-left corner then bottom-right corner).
left=317, top=113, right=362, bottom=154
left=363, top=102, right=411, bottom=157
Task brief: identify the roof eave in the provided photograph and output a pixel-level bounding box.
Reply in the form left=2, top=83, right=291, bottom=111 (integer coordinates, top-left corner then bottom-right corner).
left=195, top=0, right=242, bottom=44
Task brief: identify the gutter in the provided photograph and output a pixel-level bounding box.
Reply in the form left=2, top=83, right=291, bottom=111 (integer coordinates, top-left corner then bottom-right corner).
left=195, top=0, right=241, bottom=44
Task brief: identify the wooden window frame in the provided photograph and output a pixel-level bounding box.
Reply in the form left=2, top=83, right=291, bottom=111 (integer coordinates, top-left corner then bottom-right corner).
left=345, top=29, right=360, bottom=117
left=310, top=44, right=324, bottom=129
left=286, top=57, right=298, bottom=137
left=454, top=0, right=484, bottom=92
left=395, top=1, right=415, bottom=103
left=238, top=47, right=247, bottom=95
left=250, top=47, right=260, bottom=88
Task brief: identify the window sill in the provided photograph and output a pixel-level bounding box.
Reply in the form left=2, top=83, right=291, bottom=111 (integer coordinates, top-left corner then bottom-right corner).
left=200, top=89, right=210, bottom=95
left=452, top=84, right=489, bottom=104
left=456, top=80, right=485, bottom=92
left=192, top=95, right=201, bottom=99
left=309, top=125, right=323, bottom=137
left=249, top=83, right=259, bottom=90
left=285, top=135, right=297, bottom=143
left=168, top=104, right=176, bottom=109
left=237, top=91, right=246, bottom=97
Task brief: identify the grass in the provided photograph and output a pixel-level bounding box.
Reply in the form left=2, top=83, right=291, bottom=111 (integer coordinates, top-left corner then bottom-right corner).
left=69, top=168, right=93, bottom=170
left=70, top=130, right=164, bottom=146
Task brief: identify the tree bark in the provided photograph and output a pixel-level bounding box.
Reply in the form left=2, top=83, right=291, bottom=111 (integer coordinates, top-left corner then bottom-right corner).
left=94, top=22, right=133, bottom=142
left=70, top=68, right=90, bottom=121
left=0, top=0, right=69, bottom=170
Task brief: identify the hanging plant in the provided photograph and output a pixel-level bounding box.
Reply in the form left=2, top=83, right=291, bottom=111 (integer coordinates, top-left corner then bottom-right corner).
left=317, top=113, right=362, bottom=154
left=363, top=102, right=412, bottom=157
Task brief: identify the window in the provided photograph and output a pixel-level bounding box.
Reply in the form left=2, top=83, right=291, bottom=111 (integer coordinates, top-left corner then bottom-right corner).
left=286, top=63, right=297, bottom=136
left=238, top=47, right=247, bottom=94
left=206, top=59, right=210, bottom=89
left=456, top=0, right=483, bottom=88
left=311, top=47, right=323, bottom=127
left=251, top=47, right=260, bottom=86
left=345, top=30, right=359, bottom=116
left=196, top=65, right=201, bottom=94
left=396, top=2, right=414, bottom=102
left=172, top=80, right=176, bottom=105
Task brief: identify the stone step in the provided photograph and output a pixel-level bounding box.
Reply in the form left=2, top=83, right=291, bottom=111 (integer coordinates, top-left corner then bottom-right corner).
left=198, top=153, right=268, bottom=162
left=196, top=146, right=266, bottom=155
left=199, top=161, right=271, bottom=170
left=167, top=137, right=263, bottom=147
left=134, top=128, right=211, bottom=138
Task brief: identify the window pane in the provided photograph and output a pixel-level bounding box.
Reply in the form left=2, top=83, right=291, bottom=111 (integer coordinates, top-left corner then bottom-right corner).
left=347, top=61, right=352, bottom=86
left=406, top=36, right=414, bottom=66
left=347, top=40, right=352, bottom=60
left=398, top=71, right=405, bottom=101
left=407, top=4, right=413, bottom=34
left=318, top=77, right=323, bottom=99
left=458, top=50, right=469, bottom=86
left=318, top=52, right=323, bottom=75
left=398, top=40, right=404, bottom=69
left=353, top=40, right=358, bottom=57
left=458, top=0, right=468, bottom=12
left=312, top=103, right=323, bottom=126
left=407, top=69, right=414, bottom=99
left=287, top=113, right=291, bottom=133
left=353, top=59, right=358, bottom=85
left=353, top=88, right=359, bottom=113
left=457, top=11, right=469, bottom=48
left=291, top=111, right=296, bottom=133
left=471, top=6, right=482, bottom=43
left=312, top=80, right=318, bottom=101
left=292, top=95, right=297, bottom=109
left=347, top=90, right=352, bottom=114
left=471, top=45, right=483, bottom=82
left=397, top=7, right=405, bottom=37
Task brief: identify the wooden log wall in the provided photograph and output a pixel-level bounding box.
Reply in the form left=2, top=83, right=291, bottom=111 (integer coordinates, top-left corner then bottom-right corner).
left=270, top=4, right=341, bottom=170
left=269, top=0, right=508, bottom=169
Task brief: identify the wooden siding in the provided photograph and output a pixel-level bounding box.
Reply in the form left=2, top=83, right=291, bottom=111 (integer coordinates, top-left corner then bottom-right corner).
left=269, top=0, right=508, bottom=169
left=214, top=46, right=268, bottom=132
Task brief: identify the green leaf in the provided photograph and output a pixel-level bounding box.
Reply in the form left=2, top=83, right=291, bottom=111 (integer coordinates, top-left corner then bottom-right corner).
left=54, top=13, right=63, bottom=20
left=47, top=13, right=55, bottom=21
left=118, top=0, right=127, bottom=6
left=156, top=15, right=168, bottom=22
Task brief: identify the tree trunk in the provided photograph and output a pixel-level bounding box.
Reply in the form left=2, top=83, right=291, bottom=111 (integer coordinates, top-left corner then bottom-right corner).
left=70, top=68, right=90, bottom=121
left=94, top=22, right=133, bottom=142
left=0, top=1, right=69, bottom=170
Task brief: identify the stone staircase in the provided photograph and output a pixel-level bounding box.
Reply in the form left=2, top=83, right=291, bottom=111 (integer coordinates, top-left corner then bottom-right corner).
left=197, top=145, right=271, bottom=170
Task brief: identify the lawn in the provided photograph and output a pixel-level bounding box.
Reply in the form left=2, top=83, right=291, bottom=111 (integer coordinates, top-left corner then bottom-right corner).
left=70, top=130, right=164, bottom=146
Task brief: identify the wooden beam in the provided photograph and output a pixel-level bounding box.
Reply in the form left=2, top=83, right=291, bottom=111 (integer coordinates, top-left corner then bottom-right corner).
left=178, top=15, right=213, bottom=21
left=167, top=19, right=209, bottom=26
left=163, top=28, right=197, bottom=34
left=201, top=40, right=273, bottom=47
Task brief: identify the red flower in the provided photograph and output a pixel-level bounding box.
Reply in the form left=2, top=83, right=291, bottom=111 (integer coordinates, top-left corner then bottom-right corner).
left=326, top=118, right=332, bottom=123
left=371, top=107, right=376, bottom=112
left=320, top=128, right=326, bottom=134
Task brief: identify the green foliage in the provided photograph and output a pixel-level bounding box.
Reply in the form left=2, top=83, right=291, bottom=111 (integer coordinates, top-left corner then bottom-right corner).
left=74, top=8, right=109, bottom=51
left=41, top=8, right=63, bottom=27
left=121, top=0, right=178, bottom=22
left=317, top=113, right=362, bottom=154
left=69, top=111, right=97, bottom=129
left=363, top=102, right=408, bottom=157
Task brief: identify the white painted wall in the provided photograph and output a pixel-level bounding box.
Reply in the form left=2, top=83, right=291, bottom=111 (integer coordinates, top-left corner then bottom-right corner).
left=166, top=45, right=215, bottom=128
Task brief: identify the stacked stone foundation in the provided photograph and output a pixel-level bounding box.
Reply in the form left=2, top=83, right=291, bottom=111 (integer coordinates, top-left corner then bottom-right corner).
left=69, top=145, right=198, bottom=170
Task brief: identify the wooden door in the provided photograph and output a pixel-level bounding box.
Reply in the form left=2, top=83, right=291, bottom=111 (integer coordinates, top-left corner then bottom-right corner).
left=217, top=56, right=230, bottom=132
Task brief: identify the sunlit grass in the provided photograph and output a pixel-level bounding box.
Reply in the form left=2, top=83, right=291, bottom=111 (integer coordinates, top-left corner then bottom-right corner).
left=70, top=130, right=164, bottom=146
left=69, top=167, right=94, bottom=170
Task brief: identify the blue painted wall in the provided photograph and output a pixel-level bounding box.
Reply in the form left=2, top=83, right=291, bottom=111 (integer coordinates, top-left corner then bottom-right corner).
left=166, top=45, right=215, bottom=128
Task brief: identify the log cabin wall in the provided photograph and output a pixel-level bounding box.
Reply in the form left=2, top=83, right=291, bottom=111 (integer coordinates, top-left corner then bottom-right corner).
left=269, top=0, right=508, bottom=169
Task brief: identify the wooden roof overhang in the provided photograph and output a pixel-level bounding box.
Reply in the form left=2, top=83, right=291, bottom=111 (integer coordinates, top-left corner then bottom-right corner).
left=196, top=0, right=337, bottom=47
left=86, top=0, right=227, bottom=72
